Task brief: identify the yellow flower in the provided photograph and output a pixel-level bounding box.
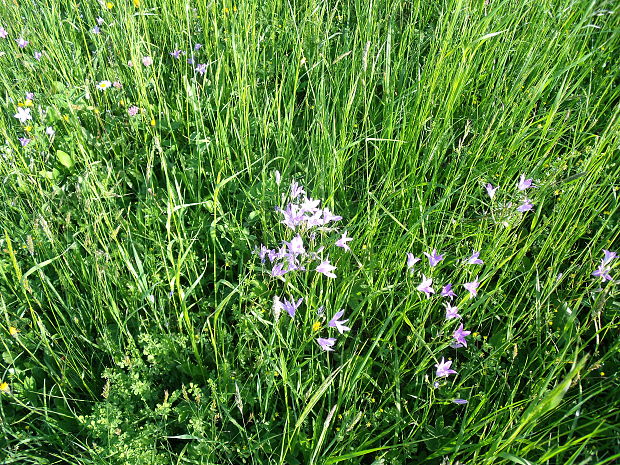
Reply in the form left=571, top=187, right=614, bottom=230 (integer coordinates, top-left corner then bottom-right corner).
left=311, top=321, right=321, bottom=332
left=119, top=100, right=124, bottom=106
left=133, top=0, right=140, bottom=6
left=223, top=7, right=229, bottom=14
left=106, top=2, right=114, bottom=9
left=62, top=114, right=69, bottom=121
left=0, top=382, right=9, bottom=394
left=9, top=326, right=18, bottom=336
left=150, top=119, right=156, bottom=126
left=24, top=125, right=32, bottom=132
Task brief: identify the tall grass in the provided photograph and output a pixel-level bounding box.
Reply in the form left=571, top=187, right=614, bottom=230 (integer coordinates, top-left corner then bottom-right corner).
left=0, top=0, right=618, bottom=463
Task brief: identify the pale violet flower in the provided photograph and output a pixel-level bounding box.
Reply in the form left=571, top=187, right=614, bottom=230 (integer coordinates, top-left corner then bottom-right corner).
left=317, top=337, right=336, bottom=351
left=602, top=249, right=617, bottom=265
left=517, top=200, right=534, bottom=213
left=335, top=232, right=352, bottom=251
left=142, top=56, right=153, bottom=66
left=592, top=264, right=612, bottom=282
left=435, top=358, right=457, bottom=378
left=316, top=259, right=337, bottom=278
left=407, top=253, right=420, bottom=271
left=517, top=174, right=534, bottom=191
left=14, top=107, right=32, bottom=123
left=444, top=302, right=461, bottom=320
left=463, top=278, right=480, bottom=297
left=45, top=126, right=55, bottom=136
left=280, top=297, right=303, bottom=318
left=466, top=251, right=484, bottom=265
left=452, top=323, right=471, bottom=348
left=328, top=310, right=350, bottom=334
left=441, top=284, right=456, bottom=300
left=417, top=275, right=434, bottom=298
left=424, top=249, right=444, bottom=267
left=485, top=183, right=498, bottom=199
left=16, top=37, right=28, bottom=48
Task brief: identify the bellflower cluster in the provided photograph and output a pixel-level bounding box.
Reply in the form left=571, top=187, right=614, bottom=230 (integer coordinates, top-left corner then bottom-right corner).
left=485, top=173, right=537, bottom=226
left=253, top=177, right=353, bottom=354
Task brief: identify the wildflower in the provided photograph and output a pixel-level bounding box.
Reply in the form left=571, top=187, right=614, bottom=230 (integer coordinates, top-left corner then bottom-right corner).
left=317, top=337, right=336, bottom=351
left=321, top=208, right=342, bottom=224
left=424, top=249, right=444, bottom=267
left=290, top=180, right=305, bottom=199
left=466, top=251, right=484, bottom=265
left=0, top=382, right=9, bottom=394
left=9, top=326, right=18, bottom=336
left=312, top=321, right=321, bottom=331
left=113, top=81, right=122, bottom=89
left=286, top=235, right=305, bottom=255
left=316, top=306, right=325, bottom=316
left=274, top=170, right=281, bottom=185
left=0, top=27, right=7, bottom=39
left=452, top=323, right=471, bottom=348
left=592, top=264, right=612, bottom=282
left=96, top=80, right=112, bottom=91
left=279, top=203, right=304, bottom=229
left=16, top=37, right=28, bottom=48
left=106, top=2, right=114, bottom=9
left=417, top=275, right=434, bottom=298
left=127, top=60, right=133, bottom=67
left=91, top=26, right=101, bottom=34
left=127, top=106, right=139, bottom=117
left=407, top=253, right=420, bottom=271
left=463, top=277, right=480, bottom=297
left=24, top=125, right=32, bottom=132
left=133, top=0, right=140, bottom=6
left=444, top=302, right=461, bottom=320
left=316, top=259, right=337, bottom=278
left=452, top=399, right=468, bottom=405
left=187, top=57, right=194, bottom=65
left=517, top=200, right=533, bottom=212
left=335, top=232, right=353, bottom=251
left=273, top=295, right=282, bottom=319
left=517, top=174, right=534, bottom=191
left=194, top=43, right=202, bottom=50
left=18, top=137, right=30, bottom=147
left=280, top=297, right=303, bottom=318
left=485, top=183, right=498, bottom=199
left=45, top=126, right=55, bottom=136
left=34, top=51, right=42, bottom=60
left=170, top=49, right=183, bottom=59
left=14, top=107, right=32, bottom=123
left=96, top=17, right=105, bottom=25
left=602, top=249, right=617, bottom=265
left=25, top=92, right=34, bottom=100
left=435, top=357, right=457, bottom=378
left=271, top=263, right=288, bottom=277
left=150, top=119, right=156, bottom=126
left=142, top=56, right=153, bottom=66
left=300, top=197, right=321, bottom=213
left=441, top=283, right=456, bottom=300
left=328, top=310, right=351, bottom=334
left=195, top=63, right=207, bottom=75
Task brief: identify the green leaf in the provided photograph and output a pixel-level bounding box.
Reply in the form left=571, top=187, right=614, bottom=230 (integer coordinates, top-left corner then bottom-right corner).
left=56, top=150, right=74, bottom=169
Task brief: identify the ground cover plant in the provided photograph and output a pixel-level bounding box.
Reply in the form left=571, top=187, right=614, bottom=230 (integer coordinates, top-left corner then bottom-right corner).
left=0, top=0, right=619, bottom=463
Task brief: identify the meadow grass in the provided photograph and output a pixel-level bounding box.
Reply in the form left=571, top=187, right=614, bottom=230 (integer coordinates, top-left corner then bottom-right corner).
left=0, top=0, right=619, bottom=463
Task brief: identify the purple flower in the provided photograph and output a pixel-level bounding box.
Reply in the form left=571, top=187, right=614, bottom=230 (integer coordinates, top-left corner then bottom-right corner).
left=279, top=203, right=304, bottom=230
left=33, top=51, right=42, bottom=60
left=286, top=235, right=305, bottom=255
left=25, top=92, right=34, bottom=100
left=142, top=56, right=153, bottom=66
left=194, top=43, right=202, bottom=50
left=280, top=297, right=303, bottom=318
left=452, top=399, right=468, bottom=405
left=592, top=264, right=612, bottom=282
left=435, top=357, right=457, bottom=378
left=45, top=126, right=55, bottom=136
left=517, top=200, right=533, bottom=212
left=328, top=310, right=351, bottom=334
left=441, top=284, right=456, bottom=300
left=317, top=337, right=336, bottom=352
left=92, top=26, right=101, bottom=34
left=187, top=57, right=194, bottom=65
left=170, top=49, right=183, bottom=59
left=14, top=107, right=32, bottom=123
left=452, top=323, right=471, bottom=348
left=466, top=251, right=484, bottom=265
left=602, top=249, right=617, bottom=265
left=0, top=27, right=7, bottom=39
left=321, top=208, right=342, bottom=224
left=424, top=249, right=444, bottom=267
left=485, top=183, right=498, bottom=199
left=517, top=174, right=534, bottom=191
left=463, top=277, right=480, bottom=297
left=195, top=63, right=207, bottom=75
left=271, top=263, right=288, bottom=277
left=127, top=106, right=139, bottom=117
left=316, top=259, right=337, bottom=278
left=335, top=232, right=352, bottom=251
left=417, top=275, right=434, bottom=298
left=290, top=180, right=305, bottom=199
left=113, top=81, right=122, bottom=88
left=407, top=253, right=420, bottom=270
left=18, top=137, right=31, bottom=147
left=444, top=302, right=461, bottom=320
left=16, top=37, right=28, bottom=48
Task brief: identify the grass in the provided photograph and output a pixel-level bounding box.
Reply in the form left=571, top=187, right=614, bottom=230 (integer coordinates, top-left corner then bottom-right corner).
left=0, top=0, right=619, bottom=463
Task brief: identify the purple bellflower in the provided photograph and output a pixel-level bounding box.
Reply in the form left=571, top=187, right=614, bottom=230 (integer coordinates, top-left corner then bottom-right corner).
left=592, top=264, right=612, bottom=282
left=335, top=232, right=353, bottom=251
left=317, top=337, right=336, bottom=351
left=485, top=183, right=498, bottom=199
left=0, top=27, right=7, bottom=39
left=602, top=249, right=617, bottom=265
left=407, top=253, right=421, bottom=271
left=517, top=200, right=534, bottom=212
left=328, top=310, right=351, bottom=334
left=444, top=302, right=461, bottom=320
left=424, top=249, right=444, bottom=267
left=452, top=323, right=471, bottom=348
left=441, top=283, right=456, bottom=299
left=466, top=251, right=484, bottom=265
left=518, top=174, right=534, bottom=191
left=463, top=277, right=480, bottom=297
left=417, top=275, right=435, bottom=298
left=316, top=259, right=337, bottom=278
left=435, top=357, right=457, bottom=378
left=280, top=297, right=303, bottom=318
left=16, top=37, right=28, bottom=48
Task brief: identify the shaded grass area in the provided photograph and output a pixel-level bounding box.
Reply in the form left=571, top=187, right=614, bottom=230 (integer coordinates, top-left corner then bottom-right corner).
left=0, top=0, right=619, bottom=463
